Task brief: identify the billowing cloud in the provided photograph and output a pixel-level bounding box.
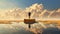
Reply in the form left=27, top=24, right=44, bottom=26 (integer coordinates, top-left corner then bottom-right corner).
left=25, top=3, right=43, bottom=12
left=24, top=3, right=60, bottom=19
left=0, top=3, right=60, bottom=20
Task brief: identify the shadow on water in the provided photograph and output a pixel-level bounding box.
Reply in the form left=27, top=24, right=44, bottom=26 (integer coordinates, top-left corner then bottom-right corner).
left=42, top=27, right=60, bottom=34
left=12, top=26, right=35, bottom=34
left=12, top=29, right=35, bottom=34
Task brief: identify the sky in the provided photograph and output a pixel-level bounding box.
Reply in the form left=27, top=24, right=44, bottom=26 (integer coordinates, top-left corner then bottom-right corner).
left=0, top=0, right=60, bottom=10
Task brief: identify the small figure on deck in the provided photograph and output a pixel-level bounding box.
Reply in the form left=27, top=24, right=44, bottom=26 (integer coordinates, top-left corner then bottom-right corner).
left=28, top=12, right=31, bottom=18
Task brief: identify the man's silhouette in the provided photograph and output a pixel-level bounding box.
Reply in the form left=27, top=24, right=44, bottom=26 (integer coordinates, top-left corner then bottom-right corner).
left=28, top=12, right=31, bottom=18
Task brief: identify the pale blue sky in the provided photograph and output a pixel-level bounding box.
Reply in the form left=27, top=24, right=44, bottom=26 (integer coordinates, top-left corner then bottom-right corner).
left=0, top=0, right=60, bottom=10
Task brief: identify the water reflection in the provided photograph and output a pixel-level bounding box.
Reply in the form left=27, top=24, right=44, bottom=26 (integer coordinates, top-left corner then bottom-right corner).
left=0, top=22, right=60, bottom=34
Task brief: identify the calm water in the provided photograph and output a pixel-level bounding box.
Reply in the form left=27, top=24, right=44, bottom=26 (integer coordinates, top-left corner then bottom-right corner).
left=0, top=22, right=34, bottom=34
left=0, top=22, right=60, bottom=34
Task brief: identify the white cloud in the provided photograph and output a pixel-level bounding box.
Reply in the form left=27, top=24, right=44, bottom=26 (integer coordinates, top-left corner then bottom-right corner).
left=0, top=3, right=60, bottom=20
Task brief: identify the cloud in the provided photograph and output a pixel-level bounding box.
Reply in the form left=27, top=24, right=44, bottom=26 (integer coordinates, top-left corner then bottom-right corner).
left=25, top=3, right=43, bottom=12
left=56, top=9, right=60, bottom=12
left=0, top=3, right=60, bottom=20
left=24, top=3, right=60, bottom=19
